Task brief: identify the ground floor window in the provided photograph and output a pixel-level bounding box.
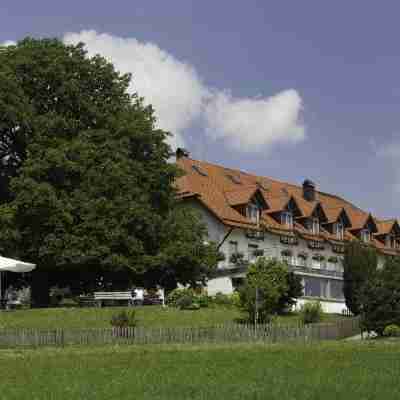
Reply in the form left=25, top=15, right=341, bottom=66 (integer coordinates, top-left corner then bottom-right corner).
left=330, top=280, right=344, bottom=300
left=303, top=277, right=344, bottom=300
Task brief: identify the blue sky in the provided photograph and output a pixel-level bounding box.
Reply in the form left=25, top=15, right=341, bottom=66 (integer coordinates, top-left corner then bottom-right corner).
left=2, top=1, right=400, bottom=219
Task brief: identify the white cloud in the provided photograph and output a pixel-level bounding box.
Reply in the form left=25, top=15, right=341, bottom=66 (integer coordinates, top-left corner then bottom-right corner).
left=48, top=30, right=304, bottom=153
left=204, top=89, right=305, bottom=151
left=64, top=30, right=208, bottom=149
left=1, top=40, right=16, bottom=46
left=376, top=142, right=400, bottom=159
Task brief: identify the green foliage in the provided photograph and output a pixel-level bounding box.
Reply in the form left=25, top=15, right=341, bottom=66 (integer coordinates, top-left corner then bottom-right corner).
left=0, top=38, right=219, bottom=304
left=2, top=342, right=400, bottom=399
left=361, top=257, right=400, bottom=335
left=110, top=310, right=137, bottom=328
left=383, top=324, right=400, bottom=337
left=238, top=258, right=292, bottom=322
left=343, top=241, right=378, bottom=315
left=300, top=301, right=323, bottom=324
left=167, top=288, right=195, bottom=307
left=196, top=294, right=210, bottom=308
left=175, top=295, right=195, bottom=310
left=276, top=272, right=303, bottom=314
left=213, top=292, right=234, bottom=306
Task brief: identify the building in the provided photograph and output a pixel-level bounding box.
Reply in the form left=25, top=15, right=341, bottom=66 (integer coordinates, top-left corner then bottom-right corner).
left=175, top=148, right=400, bottom=314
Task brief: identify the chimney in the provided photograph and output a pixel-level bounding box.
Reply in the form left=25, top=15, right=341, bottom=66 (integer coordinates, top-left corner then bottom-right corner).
left=176, top=147, right=190, bottom=160
left=303, top=179, right=316, bottom=202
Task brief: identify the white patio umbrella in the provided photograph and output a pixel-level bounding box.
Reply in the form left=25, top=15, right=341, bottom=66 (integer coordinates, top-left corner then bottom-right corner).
left=0, top=256, right=36, bottom=306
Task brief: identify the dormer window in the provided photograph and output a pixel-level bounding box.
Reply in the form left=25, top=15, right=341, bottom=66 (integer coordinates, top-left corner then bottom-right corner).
left=247, top=204, right=260, bottom=225
left=281, top=211, right=293, bottom=228
left=361, top=229, right=370, bottom=243
left=334, top=222, right=344, bottom=240
left=386, top=235, right=398, bottom=249
left=307, top=217, right=320, bottom=234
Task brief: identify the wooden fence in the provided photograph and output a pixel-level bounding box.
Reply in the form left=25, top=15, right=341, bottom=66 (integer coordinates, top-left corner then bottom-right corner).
left=0, top=318, right=360, bottom=348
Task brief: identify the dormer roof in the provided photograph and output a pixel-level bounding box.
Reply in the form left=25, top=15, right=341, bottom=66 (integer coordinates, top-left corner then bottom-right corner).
left=375, top=219, right=400, bottom=237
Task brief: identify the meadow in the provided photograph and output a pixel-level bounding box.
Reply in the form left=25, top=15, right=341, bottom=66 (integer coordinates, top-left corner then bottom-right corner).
left=0, top=305, right=343, bottom=329
left=0, top=341, right=398, bottom=399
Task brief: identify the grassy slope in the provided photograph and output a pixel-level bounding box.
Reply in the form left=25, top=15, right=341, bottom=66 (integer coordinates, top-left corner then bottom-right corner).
left=0, top=341, right=399, bottom=399
left=0, top=306, right=342, bottom=329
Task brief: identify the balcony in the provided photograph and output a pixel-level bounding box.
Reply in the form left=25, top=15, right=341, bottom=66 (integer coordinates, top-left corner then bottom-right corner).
left=288, top=264, right=343, bottom=279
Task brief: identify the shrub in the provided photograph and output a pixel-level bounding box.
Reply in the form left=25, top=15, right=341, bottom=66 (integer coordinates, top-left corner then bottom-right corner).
left=300, top=301, right=323, bottom=324
left=175, top=294, right=195, bottom=310
left=167, top=288, right=195, bottom=307
left=383, top=324, right=400, bottom=337
left=196, top=294, right=210, bottom=308
left=213, top=292, right=233, bottom=306
left=110, top=310, right=137, bottom=328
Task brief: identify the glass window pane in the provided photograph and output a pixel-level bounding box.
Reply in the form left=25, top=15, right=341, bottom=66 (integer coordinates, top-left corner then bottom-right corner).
left=330, top=280, right=344, bottom=299
left=304, top=277, right=322, bottom=297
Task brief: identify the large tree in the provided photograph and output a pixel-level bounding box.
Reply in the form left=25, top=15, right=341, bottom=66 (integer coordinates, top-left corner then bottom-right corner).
left=343, top=240, right=377, bottom=315
left=0, top=38, right=218, bottom=305
left=361, top=257, right=400, bottom=335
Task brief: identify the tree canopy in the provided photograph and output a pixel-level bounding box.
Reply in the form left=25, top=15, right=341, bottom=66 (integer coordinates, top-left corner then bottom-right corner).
left=0, top=38, right=219, bottom=305
left=238, top=257, right=302, bottom=322
left=343, top=240, right=377, bottom=315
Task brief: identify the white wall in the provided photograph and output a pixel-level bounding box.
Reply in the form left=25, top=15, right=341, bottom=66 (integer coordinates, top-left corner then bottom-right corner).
left=295, top=298, right=348, bottom=315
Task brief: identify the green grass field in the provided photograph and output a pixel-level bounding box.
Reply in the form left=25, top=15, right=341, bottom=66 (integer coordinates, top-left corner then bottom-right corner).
left=0, top=341, right=398, bottom=399
left=0, top=305, right=342, bottom=329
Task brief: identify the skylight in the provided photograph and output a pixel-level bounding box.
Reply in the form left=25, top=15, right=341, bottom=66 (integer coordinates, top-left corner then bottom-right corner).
left=257, top=180, right=270, bottom=191
left=226, top=174, right=241, bottom=184
left=192, top=164, right=208, bottom=177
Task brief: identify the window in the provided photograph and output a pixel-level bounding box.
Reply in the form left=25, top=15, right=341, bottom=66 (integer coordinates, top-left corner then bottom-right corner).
left=248, top=244, right=258, bottom=262
left=312, top=218, right=320, bottom=234
left=312, top=255, right=322, bottom=269
left=247, top=204, right=260, bottom=225
left=334, top=222, right=344, bottom=240
left=229, top=241, right=238, bottom=259
left=330, top=280, right=344, bottom=300
left=303, top=277, right=332, bottom=299
left=361, top=229, right=370, bottom=243
left=297, top=253, right=308, bottom=267
left=386, top=235, right=398, bottom=249
left=281, top=211, right=293, bottom=228
left=304, top=277, right=322, bottom=297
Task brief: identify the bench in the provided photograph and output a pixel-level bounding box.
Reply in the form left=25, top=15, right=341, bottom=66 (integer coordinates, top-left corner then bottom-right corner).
left=94, top=291, right=135, bottom=307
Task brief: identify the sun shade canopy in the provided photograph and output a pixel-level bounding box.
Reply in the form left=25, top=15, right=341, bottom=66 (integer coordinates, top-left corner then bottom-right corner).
left=0, top=256, right=36, bottom=273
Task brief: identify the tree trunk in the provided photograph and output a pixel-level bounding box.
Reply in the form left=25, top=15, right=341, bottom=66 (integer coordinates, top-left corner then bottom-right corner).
left=31, top=269, right=50, bottom=307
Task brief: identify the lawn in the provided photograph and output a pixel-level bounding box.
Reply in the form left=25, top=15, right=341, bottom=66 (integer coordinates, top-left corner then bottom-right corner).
left=0, top=341, right=398, bottom=399
left=0, top=305, right=342, bottom=329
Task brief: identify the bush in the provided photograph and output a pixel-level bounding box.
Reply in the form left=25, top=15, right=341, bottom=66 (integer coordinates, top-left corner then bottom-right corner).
left=175, top=294, right=195, bottom=310
left=383, top=324, right=400, bottom=337
left=167, top=288, right=195, bottom=307
left=300, top=301, right=323, bottom=324
left=110, top=310, right=137, bottom=328
left=213, top=292, right=233, bottom=306
left=196, top=294, right=210, bottom=308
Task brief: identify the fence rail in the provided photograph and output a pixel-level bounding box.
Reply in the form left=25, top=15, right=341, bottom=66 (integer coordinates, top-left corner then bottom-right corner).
left=0, top=318, right=360, bottom=349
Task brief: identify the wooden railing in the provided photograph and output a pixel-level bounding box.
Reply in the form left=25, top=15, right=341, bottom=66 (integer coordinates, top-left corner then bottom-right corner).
left=0, top=318, right=360, bottom=348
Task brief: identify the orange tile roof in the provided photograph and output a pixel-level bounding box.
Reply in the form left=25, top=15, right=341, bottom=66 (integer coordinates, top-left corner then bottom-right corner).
left=175, top=155, right=399, bottom=253
left=225, top=186, right=260, bottom=206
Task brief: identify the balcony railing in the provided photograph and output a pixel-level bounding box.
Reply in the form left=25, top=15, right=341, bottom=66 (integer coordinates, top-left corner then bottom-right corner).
left=289, top=264, right=343, bottom=279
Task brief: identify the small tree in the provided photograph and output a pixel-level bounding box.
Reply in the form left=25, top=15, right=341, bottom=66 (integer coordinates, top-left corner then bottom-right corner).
left=343, top=241, right=377, bottom=315
left=238, top=258, right=293, bottom=323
